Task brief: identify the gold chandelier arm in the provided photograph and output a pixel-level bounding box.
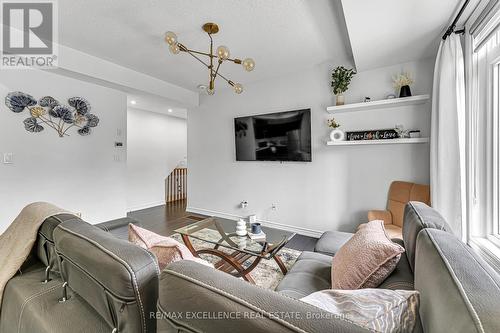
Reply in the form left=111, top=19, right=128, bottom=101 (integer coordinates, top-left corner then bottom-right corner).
left=181, top=48, right=212, bottom=58
left=227, top=58, right=242, bottom=64
left=208, top=33, right=214, bottom=89
left=213, top=60, right=223, bottom=80
left=178, top=44, right=233, bottom=86
left=179, top=44, right=242, bottom=65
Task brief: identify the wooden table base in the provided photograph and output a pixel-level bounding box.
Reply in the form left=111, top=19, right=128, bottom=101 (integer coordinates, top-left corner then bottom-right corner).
left=181, top=234, right=288, bottom=284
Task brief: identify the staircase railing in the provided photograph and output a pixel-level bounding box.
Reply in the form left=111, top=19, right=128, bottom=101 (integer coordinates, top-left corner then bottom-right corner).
left=166, top=168, right=187, bottom=202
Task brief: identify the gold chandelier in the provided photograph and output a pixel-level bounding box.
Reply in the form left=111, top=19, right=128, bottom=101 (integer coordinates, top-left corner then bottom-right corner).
left=164, top=22, right=255, bottom=95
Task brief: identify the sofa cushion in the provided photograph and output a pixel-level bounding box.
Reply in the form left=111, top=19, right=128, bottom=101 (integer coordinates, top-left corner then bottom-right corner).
left=331, top=220, right=405, bottom=289
left=415, top=229, right=500, bottom=333
left=313, top=230, right=353, bottom=256
left=403, top=202, right=452, bottom=272
left=275, top=251, right=332, bottom=299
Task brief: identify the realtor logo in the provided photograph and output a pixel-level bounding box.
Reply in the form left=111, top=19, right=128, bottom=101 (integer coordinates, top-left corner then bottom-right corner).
left=1, top=0, right=58, bottom=68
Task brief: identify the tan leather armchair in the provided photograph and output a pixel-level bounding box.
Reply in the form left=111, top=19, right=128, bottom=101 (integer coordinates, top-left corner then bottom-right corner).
left=368, top=181, right=430, bottom=239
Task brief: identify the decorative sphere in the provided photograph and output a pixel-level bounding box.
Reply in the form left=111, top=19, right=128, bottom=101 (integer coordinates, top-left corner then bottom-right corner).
left=233, top=83, right=243, bottom=94
left=169, top=43, right=180, bottom=55
left=216, top=45, right=230, bottom=60
left=164, top=31, right=177, bottom=45
left=242, top=58, right=255, bottom=72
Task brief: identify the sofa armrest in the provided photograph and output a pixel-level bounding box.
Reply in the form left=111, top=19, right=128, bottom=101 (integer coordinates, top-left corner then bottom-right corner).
left=367, top=210, right=393, bottom=224
left=96, top=217, right=141, bottom=240
left=157, top=260, right=370, bottom=333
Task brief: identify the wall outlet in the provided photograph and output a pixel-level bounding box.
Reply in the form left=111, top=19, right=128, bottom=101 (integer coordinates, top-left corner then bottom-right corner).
left=3, top=153, right=13, bottom=164
left=240, top=201, right=248, bottom=209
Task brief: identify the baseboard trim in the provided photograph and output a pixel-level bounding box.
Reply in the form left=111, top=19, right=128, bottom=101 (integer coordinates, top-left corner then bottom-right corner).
left=186, top=206, right=323, bottom=238
left=127, top=201, right=165, bottom=212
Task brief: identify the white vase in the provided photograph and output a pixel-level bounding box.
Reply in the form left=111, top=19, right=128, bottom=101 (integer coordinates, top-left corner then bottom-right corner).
left=236, top=219, right=247, bottom=236
left=336, top=94, right=345, bottom=106
left=330, top=128, right=345, bottom=141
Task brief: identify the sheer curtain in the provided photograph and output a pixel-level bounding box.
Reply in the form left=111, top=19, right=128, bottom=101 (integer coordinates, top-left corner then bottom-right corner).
left=430, top=34, right=466, bottom=237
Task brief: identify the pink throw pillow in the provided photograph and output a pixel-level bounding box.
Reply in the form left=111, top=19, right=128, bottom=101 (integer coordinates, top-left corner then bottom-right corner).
left=128, top=224, right=212, bottom=270
left=331, top=220, right=404, bottom=289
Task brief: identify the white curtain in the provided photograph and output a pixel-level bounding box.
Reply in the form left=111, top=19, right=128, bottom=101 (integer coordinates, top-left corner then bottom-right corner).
left=430, top=33, right=466, bottom=237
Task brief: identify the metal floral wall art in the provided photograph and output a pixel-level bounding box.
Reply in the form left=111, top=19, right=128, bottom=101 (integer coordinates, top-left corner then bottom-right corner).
left=5, top=92, right=99, bottom=137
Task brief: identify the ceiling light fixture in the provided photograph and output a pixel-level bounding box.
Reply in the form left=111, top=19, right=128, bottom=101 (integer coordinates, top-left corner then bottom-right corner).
left=130, top=100, right=137, bottom=105
left=164, top=23, right=255, bottom=96
left=168, top=109, right=173, bottom=113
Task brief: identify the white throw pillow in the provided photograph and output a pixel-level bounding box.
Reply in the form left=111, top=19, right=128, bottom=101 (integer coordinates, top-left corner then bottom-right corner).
left=301, top=288, right=419, bottom=333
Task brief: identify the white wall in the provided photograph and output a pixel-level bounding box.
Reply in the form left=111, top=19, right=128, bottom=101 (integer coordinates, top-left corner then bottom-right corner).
left=0, top=69, right=127, bottom=232
left=187, top=58, right=434, bottom=236
left=127, top=108, right=187, bottom=211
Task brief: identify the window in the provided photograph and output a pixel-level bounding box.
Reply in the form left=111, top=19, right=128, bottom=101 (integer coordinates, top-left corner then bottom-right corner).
left=466, top=2, right=500, bottom=270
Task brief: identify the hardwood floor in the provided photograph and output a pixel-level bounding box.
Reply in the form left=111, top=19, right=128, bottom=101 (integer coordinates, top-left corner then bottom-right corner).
left=127, top=201, right=318, bottom=252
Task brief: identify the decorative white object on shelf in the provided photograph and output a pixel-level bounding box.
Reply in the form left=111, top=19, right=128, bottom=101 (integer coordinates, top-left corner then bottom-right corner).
left=330, top=128, right=345, bottom=141
left=409, top=130, right=421, bottom=138
left=326, top=94, right=430, bottom=114
left=236, top=219, right=247, bottom=236
left=326, top=138, right=429, bottom=146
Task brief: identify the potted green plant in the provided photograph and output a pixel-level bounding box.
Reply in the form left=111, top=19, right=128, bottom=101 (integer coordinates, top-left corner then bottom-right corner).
left=393, top=72, right=414, bottom=98
left=331, top=66, right=356, bottom=105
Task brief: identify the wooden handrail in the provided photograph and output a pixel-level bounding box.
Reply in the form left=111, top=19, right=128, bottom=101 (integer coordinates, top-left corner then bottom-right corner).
left=166, top=167, right=187, bottom=202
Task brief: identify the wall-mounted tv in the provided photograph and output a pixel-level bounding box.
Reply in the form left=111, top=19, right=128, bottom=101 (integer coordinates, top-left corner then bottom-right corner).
left=234, top=109, right=312, bottom=162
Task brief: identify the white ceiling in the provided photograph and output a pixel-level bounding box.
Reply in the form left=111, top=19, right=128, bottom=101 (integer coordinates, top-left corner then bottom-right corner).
left=341, top=0, right=463, bottom=72
left=59, top=0, right=353, bottom=93
left=127, top=94, right=187, bottom=119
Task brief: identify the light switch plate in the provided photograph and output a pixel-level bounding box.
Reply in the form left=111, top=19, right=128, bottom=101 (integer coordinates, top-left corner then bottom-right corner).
left=3, top=153, right=13, bottom=164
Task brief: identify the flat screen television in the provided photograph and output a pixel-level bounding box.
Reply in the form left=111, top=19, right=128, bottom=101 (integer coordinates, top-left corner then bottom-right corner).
left=234, top=109, right=312, bottom=162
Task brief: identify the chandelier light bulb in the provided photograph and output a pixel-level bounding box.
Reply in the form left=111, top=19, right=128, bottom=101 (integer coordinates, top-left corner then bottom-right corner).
left=233, top=83, right=243, bottom=94
left=216, top=45, right=230, bottom=60
left=164, top=31, right=178, bottom=45
left=169, top=43, right=180, bottom=55
left=242, top=58, right=255, bottom=72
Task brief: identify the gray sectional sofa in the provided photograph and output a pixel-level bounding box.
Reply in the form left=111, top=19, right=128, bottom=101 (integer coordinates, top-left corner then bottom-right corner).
left=0, top=215, right=159, bottom=333
left=157, top=202, right=500, bottom=333
left=2, top=203, right=500, bottom=333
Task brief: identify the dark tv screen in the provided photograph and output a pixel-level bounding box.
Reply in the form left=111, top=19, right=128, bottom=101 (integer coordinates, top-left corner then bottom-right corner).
left=234, top=109, right=312, bottom=162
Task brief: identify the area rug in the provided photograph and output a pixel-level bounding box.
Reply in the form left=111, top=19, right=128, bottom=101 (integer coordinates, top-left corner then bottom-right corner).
left=170, top=230, right=301, bottom=290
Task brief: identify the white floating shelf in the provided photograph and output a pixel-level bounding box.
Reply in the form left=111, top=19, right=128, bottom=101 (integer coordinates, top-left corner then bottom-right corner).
left=326, top=95, right=430, bottom=114
left=326, top=138, right=430, bottom=146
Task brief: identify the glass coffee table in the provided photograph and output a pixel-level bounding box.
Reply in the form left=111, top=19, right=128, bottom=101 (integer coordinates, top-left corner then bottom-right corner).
left=175, top=216, right=296, bottom=284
